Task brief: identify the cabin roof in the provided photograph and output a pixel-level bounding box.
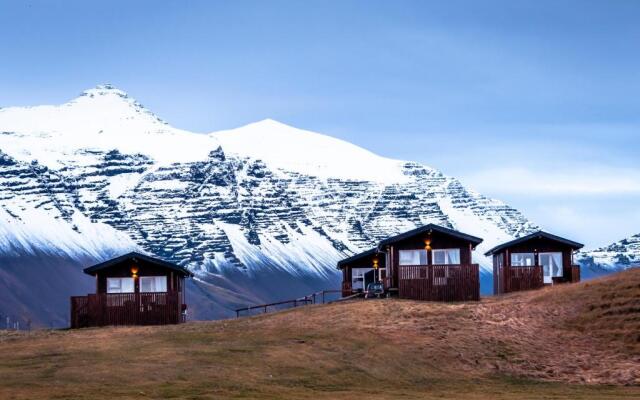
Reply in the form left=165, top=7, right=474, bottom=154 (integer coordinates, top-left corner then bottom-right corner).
left=336, top=248, right=379, bottom=269
left=83, top=251, right=194, bottom=277
left=483, top=231, right=584, bottom=256
left=378, top=223, right=483, bottom=247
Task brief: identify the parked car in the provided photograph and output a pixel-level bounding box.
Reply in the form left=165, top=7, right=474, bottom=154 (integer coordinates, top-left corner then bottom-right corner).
left=365, top=282, right=385, bottom=298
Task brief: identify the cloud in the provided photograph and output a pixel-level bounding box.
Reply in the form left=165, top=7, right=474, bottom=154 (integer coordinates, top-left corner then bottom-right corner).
left=463, top=165, right=640, bottom=196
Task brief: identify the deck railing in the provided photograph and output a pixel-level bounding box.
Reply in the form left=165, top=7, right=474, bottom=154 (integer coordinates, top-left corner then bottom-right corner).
left=505, top=265, right=543, bottom=292
left=398, top=264, right=479, bottom=302
left=70, top=291, right=183, bottom=328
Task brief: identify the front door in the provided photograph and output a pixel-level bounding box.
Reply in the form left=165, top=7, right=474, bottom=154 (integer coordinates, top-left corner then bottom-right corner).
left=364, top=269, right=376, bottom=290
left=539, top=252, right=563, bottom=284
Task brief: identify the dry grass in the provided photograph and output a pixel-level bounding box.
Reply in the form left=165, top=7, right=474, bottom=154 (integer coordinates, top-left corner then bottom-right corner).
left=1, top=269, right=639, bottom=399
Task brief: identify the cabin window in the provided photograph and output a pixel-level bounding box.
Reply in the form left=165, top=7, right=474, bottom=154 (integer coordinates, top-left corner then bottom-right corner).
left=432, top=249, right=460, bottom=265
left=511, top=253, right=535, bottom=267
left=107, top=277, right=134, bottom=293
left=399, top=250, right=428, bottom=265
left=352, top=268, right=373, bottom=290
left=140, top=276, right=168, bottom=293
left=539, top=252, right=563, bottom=279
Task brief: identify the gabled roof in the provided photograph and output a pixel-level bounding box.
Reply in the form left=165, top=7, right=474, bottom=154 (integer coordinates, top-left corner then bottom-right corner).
left=337, top=248, right=379, bottom=269
left=378, top=224, right=483, bottom=247
left=83, top=251, right=194, bottom=277
left=484, top=231, right=584, bottom=256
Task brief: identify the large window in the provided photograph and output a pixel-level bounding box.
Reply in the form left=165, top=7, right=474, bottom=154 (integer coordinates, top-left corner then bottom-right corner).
left=107, top=277, right=134, bottom=293
left=432, top=249, right=461, bottom=265
left=140, top=276, right=167, bottom=293
left=399, top=250, right=428, bottom=265
left=539, top=252, right=563, bottom=281
left=511, top=253, right=535, bottom=267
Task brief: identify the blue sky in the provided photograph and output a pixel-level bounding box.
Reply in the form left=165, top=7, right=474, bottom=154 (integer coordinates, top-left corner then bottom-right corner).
left=1, top=0, right=639, bottom=248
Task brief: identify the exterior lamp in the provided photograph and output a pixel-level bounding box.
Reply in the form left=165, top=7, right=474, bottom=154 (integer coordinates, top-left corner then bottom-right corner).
left=424, top=239, right=431, bottom=251
left=131, top=266, right=139, bottom=278
left=372, top=258, right=379, bottom=270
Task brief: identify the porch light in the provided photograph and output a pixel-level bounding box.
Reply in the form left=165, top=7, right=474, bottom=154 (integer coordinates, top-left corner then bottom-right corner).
left=373, top=258, right=379, bottom=270
left=131, top=266, right=139, bottom=278
left=425, top=239, right=431, bottom=251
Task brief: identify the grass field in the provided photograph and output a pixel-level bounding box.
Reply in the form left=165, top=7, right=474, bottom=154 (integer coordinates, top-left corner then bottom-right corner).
left=1, top=269, right=639, bottom=399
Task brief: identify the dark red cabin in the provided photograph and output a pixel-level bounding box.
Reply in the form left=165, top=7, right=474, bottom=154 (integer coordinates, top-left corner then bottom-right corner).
left=338, top=224, right=483, bottom=301
left=70, top=252, right=193, bottom=328
left=485, top=231, right=583, bottom=295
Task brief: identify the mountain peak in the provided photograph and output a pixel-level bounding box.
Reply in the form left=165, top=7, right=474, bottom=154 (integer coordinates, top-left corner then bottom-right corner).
left=80, top=84, right=130, bottom=100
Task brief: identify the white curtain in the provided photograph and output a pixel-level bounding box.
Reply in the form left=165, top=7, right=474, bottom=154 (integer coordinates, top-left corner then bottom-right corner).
left=399, top=250, right=427, bottom=265
left=432, top=249, right=460, bottom=265
left=140, top=276, right=167, bottom=293
left=446, top=249, right=460, bottom=264
left=550, top=253, right=563, bottom=277
left=107, top=277, right=134, bottom=293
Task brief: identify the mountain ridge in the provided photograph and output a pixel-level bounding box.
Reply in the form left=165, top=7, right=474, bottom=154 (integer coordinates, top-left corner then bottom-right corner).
left=0, top=85, right=622, bottom=326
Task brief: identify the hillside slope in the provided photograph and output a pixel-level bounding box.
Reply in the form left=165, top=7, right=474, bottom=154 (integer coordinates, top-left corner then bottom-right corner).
left=1, top=269, right=639, bottom=399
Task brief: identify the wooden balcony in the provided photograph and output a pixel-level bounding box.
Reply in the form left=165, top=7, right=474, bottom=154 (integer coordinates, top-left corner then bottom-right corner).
left=398, top=264, right=479, bottom=302
left=505, top=265, right=543, bottom=292
left=70, top=291, right=184, bottom=329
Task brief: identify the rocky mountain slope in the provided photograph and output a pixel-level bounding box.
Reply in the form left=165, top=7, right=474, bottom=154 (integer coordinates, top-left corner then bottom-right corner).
left=579, top=233, right=640, bottom=270
left=0, top=85, right=545, bottom=325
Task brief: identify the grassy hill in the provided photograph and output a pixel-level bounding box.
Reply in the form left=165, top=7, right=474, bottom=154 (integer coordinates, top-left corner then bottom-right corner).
left=1, top=269, right=639, bottom=399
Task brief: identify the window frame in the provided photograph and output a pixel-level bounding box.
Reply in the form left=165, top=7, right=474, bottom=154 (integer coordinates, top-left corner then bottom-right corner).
left=431, top=248, right=461, bottom=265
left=398, top=249, right=428, bottom=266
left=510, top=252, right=536, bottom=267
left=106, top=277, right=135, bottom=294
left=139, top=276, right=168, bottom=293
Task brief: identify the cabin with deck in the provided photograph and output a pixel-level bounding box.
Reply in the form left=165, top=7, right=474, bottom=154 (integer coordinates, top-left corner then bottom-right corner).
left=485, top=231, right=583, bottom=295
left=70, top=252, right=192, bottom=328
left=338, top=224, right=483, bottom=301
left=338, top=248, right=386, bottom=297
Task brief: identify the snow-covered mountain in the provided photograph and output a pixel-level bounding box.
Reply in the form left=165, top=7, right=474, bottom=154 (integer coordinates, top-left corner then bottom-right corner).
left=0, top=85, right=540, bottom=325
left=579, top=233, right=640, bottom=270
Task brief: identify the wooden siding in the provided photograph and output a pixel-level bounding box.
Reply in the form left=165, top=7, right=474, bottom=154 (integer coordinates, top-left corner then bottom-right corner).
left=398, top=264, right=479, bottom=302
left=571, top=265, right=580, bottom=283
left=504, top=266, right=543, bottom=292
left=70, top=291, right=183, bottom=328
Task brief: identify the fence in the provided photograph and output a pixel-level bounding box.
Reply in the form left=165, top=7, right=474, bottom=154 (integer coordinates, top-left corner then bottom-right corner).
left=235, top=289, right=343, bottom=318
left=70, top=291, right=183, bottom=328
left=398, top=264, right=480, bottom=302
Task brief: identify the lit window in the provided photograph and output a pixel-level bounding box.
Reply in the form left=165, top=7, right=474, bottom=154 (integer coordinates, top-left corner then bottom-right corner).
left=399, top=250, right=428, bottom=265
left=106, top=277, right=134, bottom=293
left=432, top=249, right=460, bottom=265
left=140, top=276, right=167, bottom=293
left=511, top=253, right=535, bottom=267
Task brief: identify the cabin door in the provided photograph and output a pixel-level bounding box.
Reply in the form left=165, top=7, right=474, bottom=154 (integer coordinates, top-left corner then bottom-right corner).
left=364, top=269, right=376, bottom=290
left=539, top=252, right=563, bottom=284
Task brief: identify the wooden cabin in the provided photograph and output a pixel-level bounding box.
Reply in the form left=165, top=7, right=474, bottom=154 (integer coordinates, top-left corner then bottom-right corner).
left=337, top=248, right=385, bottom=297
left=338, top=224, right=483, bottom=301
left=70, top=252, right=193, bottom=328
left=485, top=231, right=583, bottom=295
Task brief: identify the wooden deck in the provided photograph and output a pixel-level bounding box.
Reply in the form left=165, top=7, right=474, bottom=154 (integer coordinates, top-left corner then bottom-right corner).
left=398, top=264, right=480, bottom=302
left=70, top=291, right=184, bottom=328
